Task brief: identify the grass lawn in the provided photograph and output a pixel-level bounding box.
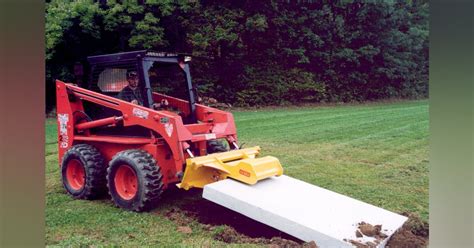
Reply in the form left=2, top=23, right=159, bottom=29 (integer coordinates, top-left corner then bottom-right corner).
left=45, top=100, right=429, bottom=246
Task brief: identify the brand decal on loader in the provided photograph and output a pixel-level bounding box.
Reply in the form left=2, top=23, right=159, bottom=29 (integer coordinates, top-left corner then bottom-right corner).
left=58, top=114, right=69, bottom=148
left=239, top=169, right=251, bottom=177
left=132, top=108, right=149, bottom=119
left=164, top=123, right=174, bottom=137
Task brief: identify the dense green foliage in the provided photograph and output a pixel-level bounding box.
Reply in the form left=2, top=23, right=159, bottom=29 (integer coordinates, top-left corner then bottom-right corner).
left=46, top=101, right=429, bottom=245
left=46, top=0, right=428, bottom=111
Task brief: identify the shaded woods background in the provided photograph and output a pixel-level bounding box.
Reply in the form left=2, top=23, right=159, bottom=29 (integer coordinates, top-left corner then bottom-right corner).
left=46, top=0, right=428, bottom=112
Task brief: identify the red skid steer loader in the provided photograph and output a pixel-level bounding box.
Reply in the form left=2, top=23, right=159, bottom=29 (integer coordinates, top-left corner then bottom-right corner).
left=56, top=51, right=407, bottom=247
left=56, top=50, right=283, bottom=212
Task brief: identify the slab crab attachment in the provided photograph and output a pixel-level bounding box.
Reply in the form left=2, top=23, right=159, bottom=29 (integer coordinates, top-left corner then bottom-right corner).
left=176, top=146, right=284, bottom=190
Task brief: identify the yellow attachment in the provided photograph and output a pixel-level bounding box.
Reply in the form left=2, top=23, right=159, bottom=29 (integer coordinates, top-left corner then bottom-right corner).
left=176, top=146, right=283, bottom=190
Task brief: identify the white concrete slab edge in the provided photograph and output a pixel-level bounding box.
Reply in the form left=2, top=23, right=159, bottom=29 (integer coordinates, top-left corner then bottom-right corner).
left=203, top=175, right=408, bottom=248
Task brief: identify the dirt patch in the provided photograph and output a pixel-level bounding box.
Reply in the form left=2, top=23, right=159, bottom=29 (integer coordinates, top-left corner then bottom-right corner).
left=387, top=227, right=427, bottom=248
left=386, top=213, right=428, bottom=248
left=163, top=204, right=317, bottom=247
left=214, top=226, right=319, bottom=247
left=359, top=222, right=383, bottom=237
left=177, top=226, right=192, bottom=234
left=214, top=225, right=305, bottom=247
left=159, top=188, right=315, bottom=247
left=163, top=207, right=190, bottom=226
left=344, top=221, right=388, bottom=247
left=179, top=198, right=303, bottom=242
left=400, top=212, right=429, bottom=238
left=347, top=216, right=428, bottom=248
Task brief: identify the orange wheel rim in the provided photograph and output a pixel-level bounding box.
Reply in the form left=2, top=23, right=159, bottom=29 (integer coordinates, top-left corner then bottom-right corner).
left=115, top=164, right=138, bottom=200
left=66, top=159, right=85, bottom=190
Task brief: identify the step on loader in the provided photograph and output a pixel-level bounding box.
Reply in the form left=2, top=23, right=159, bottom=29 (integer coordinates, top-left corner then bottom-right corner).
left=56, top=50, right=406, bottom=247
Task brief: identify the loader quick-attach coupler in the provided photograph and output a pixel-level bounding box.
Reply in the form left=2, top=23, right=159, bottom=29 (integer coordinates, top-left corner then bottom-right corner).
left=176, top=146, right=284, bottom=190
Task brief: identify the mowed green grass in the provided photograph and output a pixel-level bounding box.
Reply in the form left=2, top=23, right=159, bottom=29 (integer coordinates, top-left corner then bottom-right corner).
left=46, top=100, right=428, bottom=246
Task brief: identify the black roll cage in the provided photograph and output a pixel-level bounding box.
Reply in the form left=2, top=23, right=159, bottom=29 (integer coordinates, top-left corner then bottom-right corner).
left=86, top=50, right=197, bottom=122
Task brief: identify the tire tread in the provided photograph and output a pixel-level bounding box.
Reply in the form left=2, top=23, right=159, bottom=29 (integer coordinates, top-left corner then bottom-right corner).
left=107, top=149, right=164, bottom=212
left=61, top=144, right=107, bottom=199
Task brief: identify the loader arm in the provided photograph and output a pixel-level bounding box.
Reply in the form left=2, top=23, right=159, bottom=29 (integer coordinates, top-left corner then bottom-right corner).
left=56, top=80, right=190, bottom=165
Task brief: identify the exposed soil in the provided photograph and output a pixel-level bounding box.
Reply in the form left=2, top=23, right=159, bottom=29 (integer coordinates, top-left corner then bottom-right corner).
left=345, top=222, right=388, bottom=248
left=159, top=187, right=427, bottom=247
left=214, top=225, right=307, bottom=247
left=163, top=203, right=314, bottom=247
left=386, top=227, right=427, bottom=248
left=177, top=226, right=192, bottom=234
left=345, top=215, right=428, bottom=248
left=180, top=198, right=302, bottom=242
left=386, top=213, right=429, bottom=248
left=358, top=222, right=384, bottom=237
left=159, top=187, right=313, bottom=247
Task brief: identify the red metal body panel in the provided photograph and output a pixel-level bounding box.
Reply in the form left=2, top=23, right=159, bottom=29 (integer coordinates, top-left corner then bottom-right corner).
left=56, top=80, right=239, bottom=188
left=153, top=93, right=237, bottom=136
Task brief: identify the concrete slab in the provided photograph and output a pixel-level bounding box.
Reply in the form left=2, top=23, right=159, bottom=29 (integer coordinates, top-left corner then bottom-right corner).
left=203, top=175, right=407, bottom=248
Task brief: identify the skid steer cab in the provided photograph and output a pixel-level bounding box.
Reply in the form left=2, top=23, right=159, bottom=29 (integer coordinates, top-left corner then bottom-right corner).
left=56, top=50, right=283, bottom=212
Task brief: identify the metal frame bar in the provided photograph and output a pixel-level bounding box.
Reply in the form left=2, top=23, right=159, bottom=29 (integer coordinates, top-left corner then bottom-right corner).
left=86, top=50, right=198, bottom=121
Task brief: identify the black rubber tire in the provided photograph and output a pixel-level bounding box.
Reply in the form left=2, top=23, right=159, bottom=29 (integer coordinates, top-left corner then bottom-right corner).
left=207, top=139, right=229, bottom=154
left=61, top=144, right=107, bottom=199
left=107, top=149, right=164, bottom=212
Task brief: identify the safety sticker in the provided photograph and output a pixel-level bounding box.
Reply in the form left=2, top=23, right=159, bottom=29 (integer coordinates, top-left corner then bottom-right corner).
left=164, top=123, right=174, bottom=137
left=132, top=107, right=149, bottom=119
left=58, top=113, right=69, bottom=148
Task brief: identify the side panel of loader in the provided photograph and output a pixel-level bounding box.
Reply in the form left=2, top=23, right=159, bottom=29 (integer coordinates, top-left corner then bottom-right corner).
left=86, top=142, right=178, bottom=186
left=55, top=80, right=186, bottom=186
left=56, top=82, right=76, bottom=162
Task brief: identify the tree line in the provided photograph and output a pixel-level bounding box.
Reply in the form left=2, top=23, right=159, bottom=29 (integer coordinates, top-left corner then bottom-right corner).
left=46, top=0, right=429, bottom=111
